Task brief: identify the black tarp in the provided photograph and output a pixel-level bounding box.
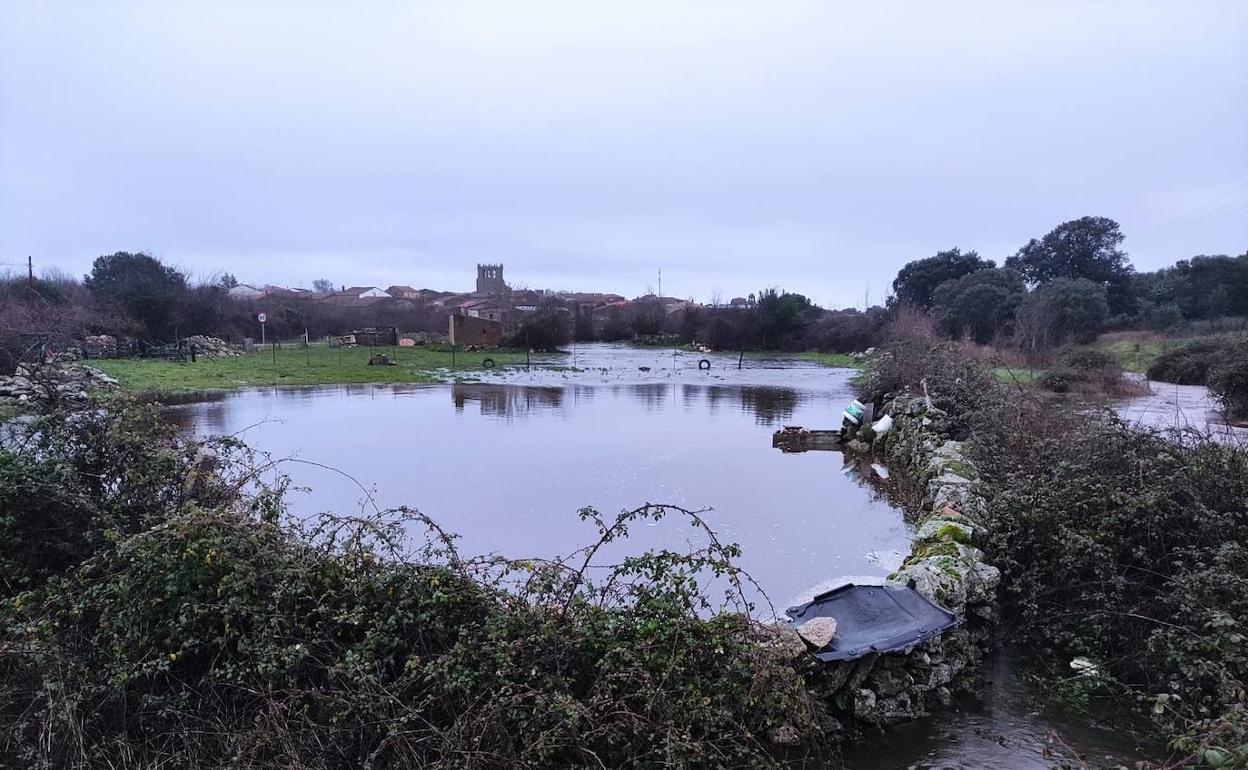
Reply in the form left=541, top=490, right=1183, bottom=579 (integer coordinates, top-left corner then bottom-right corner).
left=785, top=582, right=959, bottom=662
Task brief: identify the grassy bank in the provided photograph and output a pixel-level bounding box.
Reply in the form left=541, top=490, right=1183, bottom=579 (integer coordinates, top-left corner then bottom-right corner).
left=91, top=344, right=536, bottom=393
left=794, top=351, right=858, bottom=367
left=1094, top=333, right=1193, bottom=373
left=623, top=342, right=860, bottom=368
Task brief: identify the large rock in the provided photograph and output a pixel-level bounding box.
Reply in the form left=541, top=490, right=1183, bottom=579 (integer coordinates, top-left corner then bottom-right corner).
left=891, top=546, right=981, bottom=611
left=796, top=616, right=838, bottom=649
left=915, top=518, right=975, bottom=545
left=965, top=560, right=1002, bottom=606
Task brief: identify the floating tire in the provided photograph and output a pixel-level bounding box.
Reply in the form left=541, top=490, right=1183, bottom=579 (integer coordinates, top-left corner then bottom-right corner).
left=482, top=357, right=496, bottom=369
left=698, top=358, right=711, bottom=370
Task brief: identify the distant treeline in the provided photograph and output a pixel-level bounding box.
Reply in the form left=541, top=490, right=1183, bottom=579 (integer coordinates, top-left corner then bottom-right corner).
left=2, top=216, right=1245, bottom=372
left=889, top=216, right=1248, bottom=355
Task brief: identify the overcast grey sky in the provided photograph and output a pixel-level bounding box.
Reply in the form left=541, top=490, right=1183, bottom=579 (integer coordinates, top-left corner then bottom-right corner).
left=2, top=1, right=1245, bottom=306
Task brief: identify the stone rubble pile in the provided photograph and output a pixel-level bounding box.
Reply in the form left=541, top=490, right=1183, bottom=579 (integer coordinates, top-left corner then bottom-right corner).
left=82, top=334, right=119, bottom=358
left=0, top=363, right=120, bottom=409
left=184, top=336, right=240, bottom=357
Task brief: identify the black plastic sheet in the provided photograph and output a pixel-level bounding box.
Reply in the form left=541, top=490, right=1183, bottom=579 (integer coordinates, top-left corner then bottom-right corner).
left=785, top=582, right=959, bottom=662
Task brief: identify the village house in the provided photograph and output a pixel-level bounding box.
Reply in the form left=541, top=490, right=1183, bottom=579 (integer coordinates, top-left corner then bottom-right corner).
left=319, top=286, right=392, bottom=307
left=459, top=298, right=509, bottom=323
left=228, top=284, right=266, bottom=300
left=227, top=284, right=311, bottom=301
left=560, top=292, right=626, bottom=315
left=385, top=285, right=421, bottom=300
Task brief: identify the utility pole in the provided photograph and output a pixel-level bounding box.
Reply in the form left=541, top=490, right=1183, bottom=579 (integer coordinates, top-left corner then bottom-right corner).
left=27, top=256, right=35, bottom=304
left=658, top=268, right=662, bottom=299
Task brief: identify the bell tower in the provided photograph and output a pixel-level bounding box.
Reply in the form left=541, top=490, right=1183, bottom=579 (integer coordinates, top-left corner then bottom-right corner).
left=476, top=263, right=507, bottom=294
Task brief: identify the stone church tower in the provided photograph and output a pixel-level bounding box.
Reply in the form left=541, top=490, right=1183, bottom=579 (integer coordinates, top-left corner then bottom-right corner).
left=476, top=263, right=507, bottom=294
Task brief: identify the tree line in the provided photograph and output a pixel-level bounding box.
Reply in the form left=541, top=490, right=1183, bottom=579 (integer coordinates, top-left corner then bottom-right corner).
left=890, top=216, right=1247, bottom=354
left=2, top=218, right=1244, bottom=373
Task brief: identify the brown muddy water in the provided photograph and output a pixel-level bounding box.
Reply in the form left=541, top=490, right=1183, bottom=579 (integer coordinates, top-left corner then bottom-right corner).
left=166, top=343, right=1157, bottom=769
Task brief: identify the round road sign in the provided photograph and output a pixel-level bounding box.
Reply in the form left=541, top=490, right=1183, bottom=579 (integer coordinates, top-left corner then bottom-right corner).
left=257, top=312, right=268, bottom=323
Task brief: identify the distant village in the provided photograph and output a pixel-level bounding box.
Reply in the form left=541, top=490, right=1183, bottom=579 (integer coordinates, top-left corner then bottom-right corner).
left=226, top=264, right=757, bottom=346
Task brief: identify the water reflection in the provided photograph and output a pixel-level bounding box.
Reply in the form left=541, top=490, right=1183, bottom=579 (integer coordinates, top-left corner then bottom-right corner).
left=445, top=381, right=813, bottom=425
left=166, top=370, right=904, bottom=606
left=452, top=383, right=565, bottom=418
left=738, top=386, right=799, bottom=425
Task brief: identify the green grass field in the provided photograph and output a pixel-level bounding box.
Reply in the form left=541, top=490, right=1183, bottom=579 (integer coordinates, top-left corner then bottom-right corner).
left=793, top=351, right=859, bottom=368
left=92, top=344, right=535, bottom=393
left=1094, top=337, right=1189, bottom=374
left=992, top=366, right=1041, bottom=385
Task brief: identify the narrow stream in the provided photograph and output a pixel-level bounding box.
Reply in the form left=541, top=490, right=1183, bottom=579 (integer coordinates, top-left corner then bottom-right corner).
left=1114, top=378, right=1248, bottom=443
left=839, top=650, right=1157, bottom=769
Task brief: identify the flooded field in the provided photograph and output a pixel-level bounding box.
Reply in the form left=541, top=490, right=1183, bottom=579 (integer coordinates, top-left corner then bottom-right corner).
left=168, top=344, right=906, bottom=609
left=167, top=343, right=1159, bottom=768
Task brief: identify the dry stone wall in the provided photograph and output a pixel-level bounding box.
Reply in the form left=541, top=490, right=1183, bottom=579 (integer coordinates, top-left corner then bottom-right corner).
left=765, top=390, right=1000, bottom=739
left=0, top=363, right=119, bottom=409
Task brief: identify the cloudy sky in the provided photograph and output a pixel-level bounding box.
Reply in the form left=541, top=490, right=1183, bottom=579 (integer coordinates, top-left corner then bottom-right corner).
left=1, top=1, right=1245, bottom=306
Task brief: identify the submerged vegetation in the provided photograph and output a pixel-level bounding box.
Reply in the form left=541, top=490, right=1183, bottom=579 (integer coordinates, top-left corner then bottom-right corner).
left=0, top=399, right=827, bottom=768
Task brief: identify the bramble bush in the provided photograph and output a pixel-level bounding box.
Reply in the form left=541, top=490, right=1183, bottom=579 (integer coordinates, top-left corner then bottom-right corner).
left=1208, top=343, right=1248, bottom=422
left=0, top=399, right=826, bottom=769
left=1036, top=347, right=1143, bottom=397
left=869, top=328, right=1248, bottom=767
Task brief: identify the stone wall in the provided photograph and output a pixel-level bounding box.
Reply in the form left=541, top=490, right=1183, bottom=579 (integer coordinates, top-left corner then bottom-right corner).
left=860, top=393, right=999, bottom=721
left=0, top=363, right=119, bottom=409
left=765, top=390, right=1000, bottom=737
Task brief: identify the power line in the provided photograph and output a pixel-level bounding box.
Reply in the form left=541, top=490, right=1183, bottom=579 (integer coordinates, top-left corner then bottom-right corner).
left=1147, top=179, right=1248, bottom=236
left=1136, top=191, right=1248, bottom=249
left=1135, top=180, right=1248, bottom=246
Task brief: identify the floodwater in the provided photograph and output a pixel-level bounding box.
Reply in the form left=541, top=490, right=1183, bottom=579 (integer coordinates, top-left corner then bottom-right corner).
left=840, top=650, right=1157, bottom=770
left=167, top=343, right=1158, bottom=768
left=168, top=344, right=908, bottom=609
left=1114, top=378, right=1248, bottom=443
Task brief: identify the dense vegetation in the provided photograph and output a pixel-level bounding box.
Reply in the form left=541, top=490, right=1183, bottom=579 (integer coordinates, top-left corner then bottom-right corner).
left=2, top=396, right=838, bottom=768
left=0, top=399, right=827, bottom=768
left=867, top=322, right=1248, bottom=767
